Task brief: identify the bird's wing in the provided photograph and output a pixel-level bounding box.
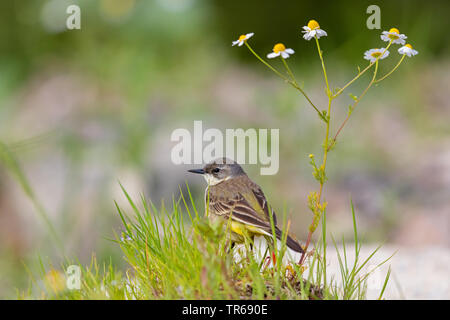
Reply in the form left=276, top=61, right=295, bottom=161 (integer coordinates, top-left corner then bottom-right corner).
left=208, top=188, right=304, bottom=253
left=209, top=191, right=275, bottom=234
left=250, top=185, right=277, bottom=226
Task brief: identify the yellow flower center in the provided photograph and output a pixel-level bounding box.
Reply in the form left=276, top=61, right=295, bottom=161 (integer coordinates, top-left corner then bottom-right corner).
left=387, top=28, right=400, bottom=40
left=273, top=43, right=286, bottom=53
left=307, top=20, right=320, bottom=30
left=389, top=28, right=400, bottom=34
left=238, top=34, right=247, bottom=41
left=371, top=51, right=382, bottom=58
left=405, top=44, right=413, bottom=49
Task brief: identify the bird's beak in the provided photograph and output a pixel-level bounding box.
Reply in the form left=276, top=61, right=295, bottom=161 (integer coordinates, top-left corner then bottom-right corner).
left=188, top=168, right=205, bottom=174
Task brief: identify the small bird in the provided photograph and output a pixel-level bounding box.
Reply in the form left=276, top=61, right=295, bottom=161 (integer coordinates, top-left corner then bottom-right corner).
left=188, top=158, right=303, bottom=254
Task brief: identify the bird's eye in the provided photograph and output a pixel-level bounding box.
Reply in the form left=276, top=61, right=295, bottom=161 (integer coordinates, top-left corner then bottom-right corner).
left=212, top=168, right=220, bottom=173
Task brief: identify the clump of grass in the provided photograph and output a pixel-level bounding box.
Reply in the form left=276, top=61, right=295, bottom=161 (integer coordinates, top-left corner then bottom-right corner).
left=109, top=184, right=324, bottom=299
left=23, top=184, right=392, bottom=300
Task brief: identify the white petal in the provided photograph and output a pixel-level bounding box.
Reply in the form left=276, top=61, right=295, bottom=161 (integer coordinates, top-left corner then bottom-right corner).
left=281, top=52, right=289, bottom=59
left=380, top=34, right=390, bottom=42
left=302, top=26, right=310, bottom=31
left=316, top=29, right=327, bottom=38
left=364, top=51, right=376, bottom=62
left=285, top=48, right=294, bottom=54
left=267, top=52, right=279, bottom=59
left=400, top=47, right=418, bottom=57
left=303, top=32, right=313, bottom=40
left=246, top=32, right=254, bottom=39
left=232, top=40, right=240, bottom=46
left=238, top=41, right=244, bottom=47
left=393, top=38, right=406, bottom=45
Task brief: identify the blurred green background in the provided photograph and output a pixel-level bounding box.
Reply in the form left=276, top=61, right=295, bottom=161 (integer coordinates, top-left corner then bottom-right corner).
left=0, top=0, right=449, bottom=298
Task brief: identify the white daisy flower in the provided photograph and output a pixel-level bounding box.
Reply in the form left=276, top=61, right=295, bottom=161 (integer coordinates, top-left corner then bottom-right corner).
left=302, top=20, right=327, bottom=41
left=364, top=48, right=390, bottom=63
left=232, top=33, right=254, bottom=47
left=398, top=44, right=418, bottom=57
left=381, top=28, right=407, bottom=45
left=267, top=43, right=295, bottom=59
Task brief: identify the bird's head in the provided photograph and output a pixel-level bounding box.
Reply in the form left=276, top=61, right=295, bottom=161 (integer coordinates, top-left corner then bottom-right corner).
left=188, top=158, right=245, bottom=186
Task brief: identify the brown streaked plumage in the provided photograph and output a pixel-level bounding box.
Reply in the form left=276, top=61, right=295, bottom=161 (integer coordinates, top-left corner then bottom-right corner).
left=188, top=158, right=303, bottom=253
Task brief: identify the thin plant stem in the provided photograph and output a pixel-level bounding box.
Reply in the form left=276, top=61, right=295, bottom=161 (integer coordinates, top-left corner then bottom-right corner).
left=332, top=40, right=393, bottom=98
left=328, top=43, right=391, bottom=150
left=281, top=57, right=322, bottom=115
left=332, top=63, right=374, bottom=99
left=0, top=141, right=64, bottom=255
left=299, top=37, right=332, bottom=265
left=281, top=57, right=296, bottom=82
left=375, top=54, right=406, bottom=83
left=245, top=41, right=322, bottom=117
left=329, top=60, right=379, bottom=150
left=244, top=42, right=289, bottom=81
left=315, top=37, right=330, bottom=92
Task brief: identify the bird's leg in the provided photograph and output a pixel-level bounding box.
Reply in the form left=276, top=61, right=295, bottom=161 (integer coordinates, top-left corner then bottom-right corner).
left=263, top=236, right=277, bottom=268
left=271, top=251, right=277, bottom=267
left=262, top=253, right=277, bottom=270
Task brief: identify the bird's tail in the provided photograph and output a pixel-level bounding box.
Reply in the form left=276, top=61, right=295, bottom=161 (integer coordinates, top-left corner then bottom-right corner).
left=274, top=227, right=304, bottom=253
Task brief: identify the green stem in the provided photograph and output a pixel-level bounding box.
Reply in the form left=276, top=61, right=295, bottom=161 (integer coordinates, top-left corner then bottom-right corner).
left=244, top=42, right=288, bottom=81
left=245, top=42, right=322, bottom=117
left=281, top=58, right=322, bottom=115
left=299, top=36, right=333, bottom=266
left=332, top=63, right=375, bottom=99
left=315, top=37, right=330, bottom=93
left=332, top=40, right=393, bottom=98
left=374, top=54, right=406, bottom=83
left=281, top=57, right=297, bottom=83
left=329, top=60, right=379, bottom=151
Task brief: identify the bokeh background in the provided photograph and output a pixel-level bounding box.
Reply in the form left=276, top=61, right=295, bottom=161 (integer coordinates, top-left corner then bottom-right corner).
left=0, top=0, right=449, bottom=298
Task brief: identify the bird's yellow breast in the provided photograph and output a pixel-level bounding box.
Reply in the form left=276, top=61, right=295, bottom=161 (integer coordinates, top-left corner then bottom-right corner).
left=230, top=221, right=266, bottom=236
